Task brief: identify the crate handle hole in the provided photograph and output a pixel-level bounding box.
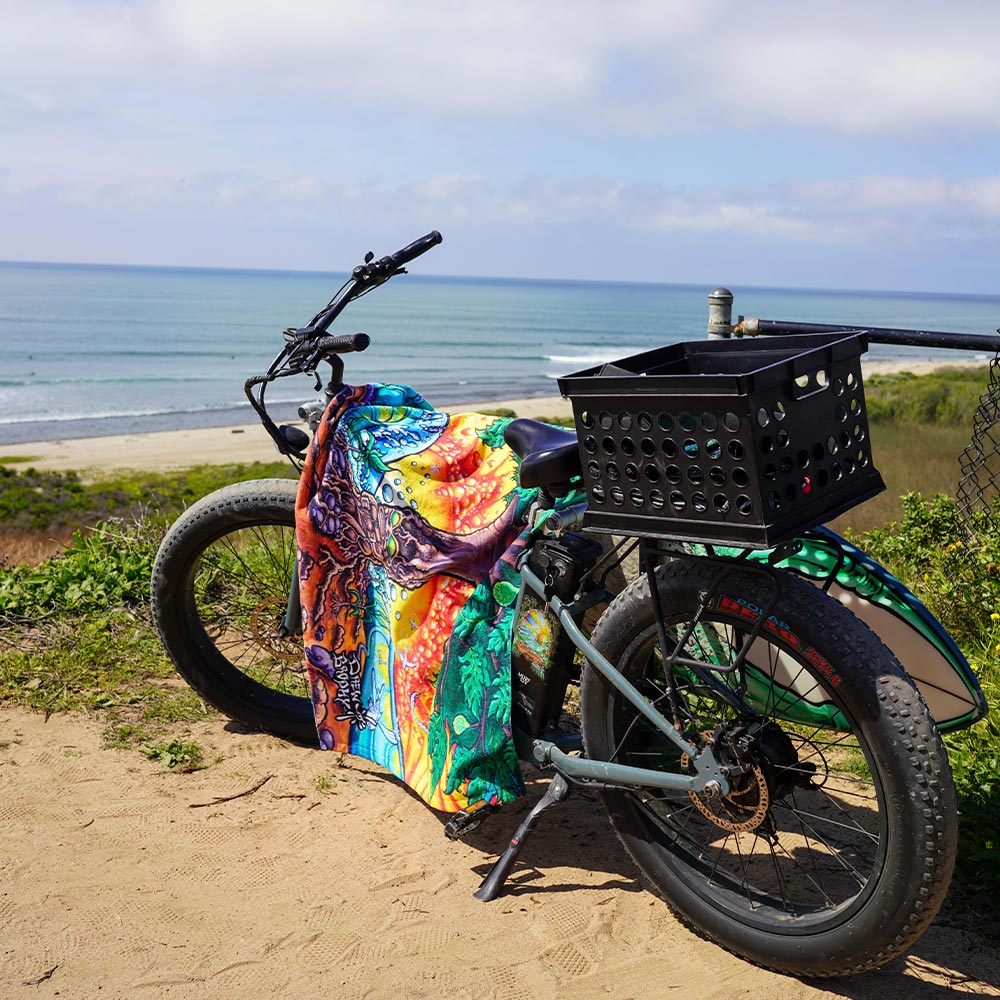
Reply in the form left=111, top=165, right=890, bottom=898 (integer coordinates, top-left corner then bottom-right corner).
left=792, top=368, right=832, bottom=400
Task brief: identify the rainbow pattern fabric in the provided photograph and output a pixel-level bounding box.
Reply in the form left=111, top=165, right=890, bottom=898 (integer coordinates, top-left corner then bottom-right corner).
left=295, top=383, right=536, bottom=812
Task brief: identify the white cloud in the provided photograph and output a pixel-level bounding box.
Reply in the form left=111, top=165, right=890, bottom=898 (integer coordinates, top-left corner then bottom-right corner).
left=0, top=1, right=684, bottom=113
left=413, top=174, right=489, bottom=203
left=10, top=164, right=999, bottom=250
left=694, top=20, right=1000, bottom=133
left=785, top=176, right=1000, bottom=221
left=270, top=176, right=327, bottom=203
left=3, top=1, right=1000, bottom=134
left=3, top=1, right=1000, bottom=284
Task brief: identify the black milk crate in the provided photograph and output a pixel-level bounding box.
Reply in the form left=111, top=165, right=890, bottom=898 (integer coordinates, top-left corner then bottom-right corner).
left=557, top=332, right=885, bottom=548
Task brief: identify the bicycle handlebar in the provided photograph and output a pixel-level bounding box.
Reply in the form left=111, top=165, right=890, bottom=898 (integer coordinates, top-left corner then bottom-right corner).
left=386, top=230, right=442, bottom=269
left=309, top=230, right=443, bottom=335
left=354, top=230, right=443, bottom=281
left=313, top=332, right=370, bottom=355
left=247, top=231, right=440, bottom=461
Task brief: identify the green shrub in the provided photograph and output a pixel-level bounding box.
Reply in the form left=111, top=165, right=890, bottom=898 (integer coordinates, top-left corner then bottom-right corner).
left=0, top=517, right=156, bottom=619
left=946, top=647, right=1000, bottom=903
left=865, top=367, right=990, bottom=426
left=0, top=515, right=204, bottom=726
left=860, top=492, right=1000, bottom=649
left=858, top=492, right=1000, bottom=912
left=140, top=738, right=205, bottom=772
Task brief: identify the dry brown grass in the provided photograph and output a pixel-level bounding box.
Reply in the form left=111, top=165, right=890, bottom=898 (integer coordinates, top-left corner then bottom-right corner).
left=0, top=525, right=79, bottom=568
left=829, top=421, right=970, bottom=536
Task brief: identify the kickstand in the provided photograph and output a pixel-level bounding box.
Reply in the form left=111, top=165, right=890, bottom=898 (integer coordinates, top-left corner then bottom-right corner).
left=473, top=773, right=570, bottom=902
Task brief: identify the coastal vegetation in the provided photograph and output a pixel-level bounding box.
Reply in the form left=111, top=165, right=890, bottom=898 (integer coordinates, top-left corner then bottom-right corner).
left=0, top=368, right=998, bottom=920
left=0, top=460, right=293, bottom=766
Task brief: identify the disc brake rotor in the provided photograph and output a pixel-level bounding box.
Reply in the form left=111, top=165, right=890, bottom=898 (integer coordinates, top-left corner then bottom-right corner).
left=249, top=596, right=305, bottom=666
left=681, top=731, right=770, bottom=833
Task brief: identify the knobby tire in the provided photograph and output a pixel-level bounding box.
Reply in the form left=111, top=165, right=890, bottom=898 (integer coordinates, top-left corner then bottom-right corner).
left=580, top=561, right=957, bottom=977
left=150, top=479, right=316, bottom=742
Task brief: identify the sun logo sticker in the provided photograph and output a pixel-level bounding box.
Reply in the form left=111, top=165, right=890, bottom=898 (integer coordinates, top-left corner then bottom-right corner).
left=514, top=603, right=555, bottom=676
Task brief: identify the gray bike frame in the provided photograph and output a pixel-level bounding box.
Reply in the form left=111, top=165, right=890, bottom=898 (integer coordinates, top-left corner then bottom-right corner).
left=515, top=555, right=731, bottom=795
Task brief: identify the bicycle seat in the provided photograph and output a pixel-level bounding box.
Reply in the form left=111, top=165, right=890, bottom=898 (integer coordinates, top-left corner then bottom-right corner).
left=503, top=418, right=581, bottom=488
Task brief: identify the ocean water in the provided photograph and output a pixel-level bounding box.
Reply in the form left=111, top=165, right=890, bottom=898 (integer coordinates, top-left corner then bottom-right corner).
left=1, top=260, right=999, bottom=445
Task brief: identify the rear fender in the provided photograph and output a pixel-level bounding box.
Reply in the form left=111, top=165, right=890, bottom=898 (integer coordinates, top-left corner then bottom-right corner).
left=750, top=527, right=986, bottom=732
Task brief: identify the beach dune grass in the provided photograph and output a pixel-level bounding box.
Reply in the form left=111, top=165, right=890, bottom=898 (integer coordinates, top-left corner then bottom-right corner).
left=0, top=459, right=293, bottom=566
left=829, top=421, right=972, bottom=535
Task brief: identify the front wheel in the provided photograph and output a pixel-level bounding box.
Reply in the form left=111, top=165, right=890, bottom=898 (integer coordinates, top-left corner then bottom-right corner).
left=151, top=478, right=317, bottom=742
left=580, top=560, right=957, bottom=976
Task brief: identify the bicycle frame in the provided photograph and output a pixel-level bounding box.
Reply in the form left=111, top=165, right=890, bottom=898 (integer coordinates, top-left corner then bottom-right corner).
left=274, top=305, right=990, bottom=802
left=516, top=555, right=728, bottom=794
left=277, top=500, right=736, bottom=795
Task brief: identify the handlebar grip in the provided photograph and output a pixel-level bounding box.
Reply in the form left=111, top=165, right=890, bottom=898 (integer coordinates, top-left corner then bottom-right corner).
left=387, top=230, right=442, bottom=268
left=313, top=332, right=371, bottom=354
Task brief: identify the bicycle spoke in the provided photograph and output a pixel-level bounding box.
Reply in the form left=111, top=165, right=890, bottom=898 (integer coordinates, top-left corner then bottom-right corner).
left=602, top=603, right=891, bottom=922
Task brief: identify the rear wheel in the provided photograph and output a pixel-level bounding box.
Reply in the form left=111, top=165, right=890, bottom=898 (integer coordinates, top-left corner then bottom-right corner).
left=580, top=560, right=957, bottom=976
left=151, top=479, right=316, bottom=741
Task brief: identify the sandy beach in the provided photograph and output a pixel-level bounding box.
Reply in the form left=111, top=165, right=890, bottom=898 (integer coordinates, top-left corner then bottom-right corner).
left=0, top=360, right=979, bottom=475
left=2, top=707, right=997, bottom=999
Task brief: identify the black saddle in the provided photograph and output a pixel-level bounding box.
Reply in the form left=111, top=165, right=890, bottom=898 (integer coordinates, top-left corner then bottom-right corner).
left=503, top=418, right=581, bottom=488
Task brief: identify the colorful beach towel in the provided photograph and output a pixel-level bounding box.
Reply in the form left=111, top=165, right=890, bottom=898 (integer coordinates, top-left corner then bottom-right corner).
left=295, top=383, right=537, bottom=812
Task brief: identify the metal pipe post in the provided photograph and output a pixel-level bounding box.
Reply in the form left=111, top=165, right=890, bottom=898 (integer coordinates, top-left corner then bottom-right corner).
left=707, top=287, right=734, bottom=340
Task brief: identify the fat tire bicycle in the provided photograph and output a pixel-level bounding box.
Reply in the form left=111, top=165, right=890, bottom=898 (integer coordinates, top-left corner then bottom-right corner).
left=151, top=231, right=984, bottom=976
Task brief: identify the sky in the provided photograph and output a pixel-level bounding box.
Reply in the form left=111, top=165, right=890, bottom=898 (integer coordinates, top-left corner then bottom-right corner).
left=2, top=0, right=1000, bottom=292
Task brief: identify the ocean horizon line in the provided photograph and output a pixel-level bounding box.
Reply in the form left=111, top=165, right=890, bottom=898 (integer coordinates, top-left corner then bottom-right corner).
left=2, top=257, right=998, bottom=304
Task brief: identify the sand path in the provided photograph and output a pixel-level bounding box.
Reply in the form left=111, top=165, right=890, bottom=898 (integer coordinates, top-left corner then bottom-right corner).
left=0, top=397, right=573, bottom=476
left=1, top=708, right=997, bottom=999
